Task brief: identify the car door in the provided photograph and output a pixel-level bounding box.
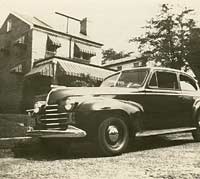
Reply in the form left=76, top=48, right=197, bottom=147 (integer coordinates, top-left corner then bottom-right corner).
left=142, top=70, right=182, bottom=130
left=178, top=73, right=199, bottom=127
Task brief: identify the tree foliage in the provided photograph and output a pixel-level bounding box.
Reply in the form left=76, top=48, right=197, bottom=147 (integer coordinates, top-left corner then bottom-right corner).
left=186, top=28, right=200, bottom=81
left=69, top=74, right=100, bottom=87
left=102, top=48, right=132, bottom=63
left=129, top=4, right=196, bottom=69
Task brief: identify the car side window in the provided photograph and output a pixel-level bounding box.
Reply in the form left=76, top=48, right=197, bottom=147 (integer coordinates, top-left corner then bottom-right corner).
left=156, top=71, right=178, bottom=90
left=180, top=74, right=198, bottom=91
left=149, top=72, right=158, bottom=88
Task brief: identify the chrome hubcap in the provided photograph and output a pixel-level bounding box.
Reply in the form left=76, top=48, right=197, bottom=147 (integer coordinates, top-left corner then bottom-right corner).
left=107, top=125, right=119, bottom=143
left=198, top=115, right=200, bottom=126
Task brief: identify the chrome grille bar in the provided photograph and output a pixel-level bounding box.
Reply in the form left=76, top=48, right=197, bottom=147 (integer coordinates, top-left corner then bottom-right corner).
left=40, top=117, right=69, bottom=121
left=38, top=104, right=74, bottom=129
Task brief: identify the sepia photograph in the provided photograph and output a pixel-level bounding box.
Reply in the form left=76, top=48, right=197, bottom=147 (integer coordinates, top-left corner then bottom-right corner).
left=0, top=0, right=200, bottom=178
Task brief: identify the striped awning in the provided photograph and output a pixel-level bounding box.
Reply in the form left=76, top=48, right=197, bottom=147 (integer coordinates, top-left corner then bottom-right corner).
left=74, top=43, right=96, bottom=56
left=25, top=58, right=114, bottom=81
left=25, top=62, right=53, bottom=77
left=57, top=59, right=113, bottom=80
left=47, top=35, right=61, bottom=47
left=10, top=63, right=23, bottom=73
left=14, top=36, right=25, bottom=45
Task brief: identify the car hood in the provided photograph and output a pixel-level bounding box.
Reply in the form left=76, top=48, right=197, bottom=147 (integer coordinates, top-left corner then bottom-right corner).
left=47, top=86, right=143, bottom=104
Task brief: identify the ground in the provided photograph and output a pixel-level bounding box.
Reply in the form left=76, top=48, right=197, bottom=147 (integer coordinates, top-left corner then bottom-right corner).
left=1, top=133, right=200, bottom=179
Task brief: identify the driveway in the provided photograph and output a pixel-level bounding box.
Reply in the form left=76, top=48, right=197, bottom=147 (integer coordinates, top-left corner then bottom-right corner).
left=0, top=133, right=200, bottom=179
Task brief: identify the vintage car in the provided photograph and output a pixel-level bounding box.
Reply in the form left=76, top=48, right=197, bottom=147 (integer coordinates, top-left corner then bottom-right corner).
left=26, top=67, right=200, bottom=156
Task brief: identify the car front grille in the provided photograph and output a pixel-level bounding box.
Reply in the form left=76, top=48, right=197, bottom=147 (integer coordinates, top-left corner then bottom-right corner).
left=38, top=104, right=75, bottom=130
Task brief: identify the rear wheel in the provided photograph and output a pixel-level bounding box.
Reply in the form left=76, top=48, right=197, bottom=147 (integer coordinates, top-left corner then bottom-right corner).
left=97, top=116, right=129, bottom=156
left=192, top=112, right=200, bottom=142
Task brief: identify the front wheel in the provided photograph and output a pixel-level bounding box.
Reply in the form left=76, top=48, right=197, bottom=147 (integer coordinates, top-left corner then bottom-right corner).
left=192, top=112, right=200, bottom=142
left=97, top=116, right=129, bottom=156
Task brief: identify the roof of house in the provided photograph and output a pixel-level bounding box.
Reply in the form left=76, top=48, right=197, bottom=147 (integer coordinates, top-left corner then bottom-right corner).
left=13, top=11, right=53, bottom=29
left=102, top=55, right=143, bottom=67
left=10, top=12, right=103, bottom=46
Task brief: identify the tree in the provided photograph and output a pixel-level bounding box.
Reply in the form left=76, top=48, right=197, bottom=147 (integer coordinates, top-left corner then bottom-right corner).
left=186, top=28, right=200, bottom=82
left=102, top=48, right=132, bottom=64
left=129, top=4, right=196, bottom=70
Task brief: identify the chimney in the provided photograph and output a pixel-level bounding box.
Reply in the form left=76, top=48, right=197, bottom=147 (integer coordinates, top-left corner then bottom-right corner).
left=80, top=18, right=87, bottom=35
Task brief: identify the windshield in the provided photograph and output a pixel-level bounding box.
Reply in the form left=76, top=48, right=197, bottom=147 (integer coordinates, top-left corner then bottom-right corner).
left=101, top=69, right=149, bottom=88
left=100, top=73, right=120, bottom=87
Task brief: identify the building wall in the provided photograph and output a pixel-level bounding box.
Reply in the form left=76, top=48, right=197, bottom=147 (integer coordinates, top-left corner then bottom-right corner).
left=32, top=28, right=102, bottom=65
left=0, top=13, right=104, bottom=113
left=0, top=14, right=32, bottom=113
left=106, top=61, right=143, bottom=71
left=32, top=29, right=71, bottom=63
left=89, top=46, right=102, bottom=66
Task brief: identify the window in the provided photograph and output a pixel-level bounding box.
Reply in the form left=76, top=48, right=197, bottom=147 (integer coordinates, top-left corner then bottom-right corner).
left=0, top=46, right=9, bottom=56
left=74, top=43, right=96, bottom=61
left=117, top=66, right=122, bottom=71
left=100, top=73, right=120, bottom=87
left=6, top=19, right=12, bottom=32
left=10, top=63, right=24, bottom=74
left=133, top=61, right=142, bottom=68
left=180, top=74, right=198, bottom=91
left=116, top=69, right=148, bottom=88
left=151, top=71, right=178, bottom=90
left=45, top=35, right=61, bottom=58
left=14, top=36, right=26, bottom=53
left=149, top=72, right=158, bottom=88
left=15, top=36, right=25, bottom=45
left=101, top=69, right=149, bottom=88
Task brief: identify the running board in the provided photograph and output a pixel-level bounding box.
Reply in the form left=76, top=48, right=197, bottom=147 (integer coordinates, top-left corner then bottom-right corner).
left=136, top=127, right=196, bottom=137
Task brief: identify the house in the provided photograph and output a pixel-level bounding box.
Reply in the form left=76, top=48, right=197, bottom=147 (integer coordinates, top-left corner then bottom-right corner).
left=102, top=56, right=146, bottom=71
left=0, top=12, right=114, bottom=113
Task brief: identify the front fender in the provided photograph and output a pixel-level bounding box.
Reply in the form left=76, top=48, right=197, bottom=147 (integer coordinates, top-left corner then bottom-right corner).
left=75, top=97, right=143, bottom=133
left=69, top=96, right=144, bottom=139
left=77, top=96, right=143, bottom=115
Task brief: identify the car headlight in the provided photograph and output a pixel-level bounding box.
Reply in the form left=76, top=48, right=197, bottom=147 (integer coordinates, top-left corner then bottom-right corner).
left=64, top=98, right=78, bottom=111
left=33, top=101, right=45, bottom=114
left=64, top=103, right=74, bottom=111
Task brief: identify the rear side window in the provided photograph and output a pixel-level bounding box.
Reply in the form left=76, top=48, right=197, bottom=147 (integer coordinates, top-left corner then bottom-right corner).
left=157, top=72, right=178, bottom=90
left=180, top=74, right=198, bottom=91
left=149, top=71, right=178, bottom=90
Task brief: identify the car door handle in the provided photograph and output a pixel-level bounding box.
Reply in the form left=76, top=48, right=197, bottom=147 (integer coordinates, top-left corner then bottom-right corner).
left=179, top=96, right=184, bottom=99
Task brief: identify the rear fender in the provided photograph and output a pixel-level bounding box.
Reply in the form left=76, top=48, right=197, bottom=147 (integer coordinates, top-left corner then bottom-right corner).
left=193, top=98, right=200, bottom=121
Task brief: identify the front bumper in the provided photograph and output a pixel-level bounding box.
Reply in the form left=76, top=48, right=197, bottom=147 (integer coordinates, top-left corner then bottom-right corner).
left=26, top=125, right=87, bottom=138
left=26, top=106, right=85, bottom=138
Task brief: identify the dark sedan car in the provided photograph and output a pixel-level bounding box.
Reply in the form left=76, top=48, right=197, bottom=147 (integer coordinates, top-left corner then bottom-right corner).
left=27, top=67, right=200, bottom=156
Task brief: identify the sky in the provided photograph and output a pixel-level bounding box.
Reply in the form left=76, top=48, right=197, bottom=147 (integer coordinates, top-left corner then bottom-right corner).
left=0, top=0, right=200, bottom=55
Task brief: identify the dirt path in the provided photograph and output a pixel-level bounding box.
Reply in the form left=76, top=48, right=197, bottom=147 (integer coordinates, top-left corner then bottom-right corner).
left=0, top=133, right=200, bottom=179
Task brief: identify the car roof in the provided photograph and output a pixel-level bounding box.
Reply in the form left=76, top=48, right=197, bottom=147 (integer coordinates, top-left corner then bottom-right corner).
left=120, top=66, right=178, bottom=72
left=119, top=67, right=193, bottom=78
left=104, top=67, right=196, bottom=82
